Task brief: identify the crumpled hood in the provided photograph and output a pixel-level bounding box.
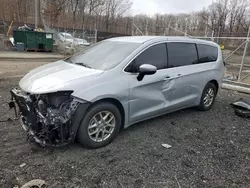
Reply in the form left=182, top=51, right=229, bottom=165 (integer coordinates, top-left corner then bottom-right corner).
left=19, top=60, right=103, bottom=94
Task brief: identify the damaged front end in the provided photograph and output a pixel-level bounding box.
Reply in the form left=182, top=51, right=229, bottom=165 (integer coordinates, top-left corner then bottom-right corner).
left=10, top=88, right=83, bottom=147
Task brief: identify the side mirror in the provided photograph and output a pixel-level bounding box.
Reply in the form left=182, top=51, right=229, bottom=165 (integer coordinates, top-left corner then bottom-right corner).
left=137, top=64, right=157, bottom=81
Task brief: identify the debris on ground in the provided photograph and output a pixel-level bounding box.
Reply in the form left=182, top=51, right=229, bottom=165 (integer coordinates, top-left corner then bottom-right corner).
left=224, top=75, right=238, bottom=81
left=19, top=163, right=26, bottom=168
left=231, top=98, right=250, bottom=117
left=12, top=177, right=24, bottom=188
left=0, top=117, right=12, bottom=123
left=161, top=143, right=172, bottom=149
left=224, top=72, right=238, bottom=81
left=175, top=175, right=181, bottom=188
left=20, top=179, right=47, bottom=188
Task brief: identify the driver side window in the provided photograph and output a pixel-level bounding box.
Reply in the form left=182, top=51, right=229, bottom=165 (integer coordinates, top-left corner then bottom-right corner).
left=125, top=43, right=168, bottom=73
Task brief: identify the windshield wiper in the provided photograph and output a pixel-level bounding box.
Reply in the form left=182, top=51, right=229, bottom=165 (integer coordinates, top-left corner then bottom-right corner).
left=75, top=62, right=92, bottom=69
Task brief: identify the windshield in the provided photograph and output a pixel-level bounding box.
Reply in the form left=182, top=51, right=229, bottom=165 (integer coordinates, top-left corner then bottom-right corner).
left=66, top=41, right=141, bottom=70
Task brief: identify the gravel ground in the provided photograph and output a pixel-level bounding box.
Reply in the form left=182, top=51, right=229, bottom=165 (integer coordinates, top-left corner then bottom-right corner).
left=0, top=60, right=52, bottom=78
left=0, top=78, right=250, bottom=188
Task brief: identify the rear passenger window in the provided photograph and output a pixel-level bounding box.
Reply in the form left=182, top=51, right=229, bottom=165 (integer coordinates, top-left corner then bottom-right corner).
left=167, top=43, right=198, bottom=68
left=125, top=43, right=167, bottom=73
left=197, top=44, right=218, bottom=63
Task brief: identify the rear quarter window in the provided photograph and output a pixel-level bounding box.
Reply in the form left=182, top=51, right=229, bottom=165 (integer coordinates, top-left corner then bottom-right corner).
left=197, top=44, right=218, bottom=63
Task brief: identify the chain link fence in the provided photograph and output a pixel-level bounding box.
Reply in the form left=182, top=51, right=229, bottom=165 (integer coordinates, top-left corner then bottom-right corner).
left=189, top=36, right=250, bottom=85
left=43, top=25, right=97, bottom=55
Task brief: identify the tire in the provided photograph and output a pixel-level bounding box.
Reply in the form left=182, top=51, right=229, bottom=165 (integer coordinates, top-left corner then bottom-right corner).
left=77, top=102, right=121, bottom=149
left=198, top=82, right=217, bottom=111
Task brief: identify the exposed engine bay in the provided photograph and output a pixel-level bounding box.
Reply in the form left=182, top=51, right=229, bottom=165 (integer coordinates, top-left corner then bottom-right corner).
left=10, top=88, right=82, bottom=147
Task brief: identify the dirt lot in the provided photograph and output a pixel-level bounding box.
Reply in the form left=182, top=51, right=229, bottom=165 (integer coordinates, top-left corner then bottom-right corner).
left=0, top=59, right=53, bottom=78
left=0, top=55, right=250, bottom=188
left=0, top=77, right=250, bottom=188
left=0, top=51, right=64, bottom=78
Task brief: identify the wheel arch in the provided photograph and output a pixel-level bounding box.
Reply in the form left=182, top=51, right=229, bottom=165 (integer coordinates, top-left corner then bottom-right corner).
left=93, top=98, right=125, bottom=130
left=208, top=79, right=219, bottom=93
left=71, top=97, right=126, bottom=143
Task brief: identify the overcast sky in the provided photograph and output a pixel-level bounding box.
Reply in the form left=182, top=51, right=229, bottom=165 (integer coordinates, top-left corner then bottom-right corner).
left=131, top=0, right=214, bottom=15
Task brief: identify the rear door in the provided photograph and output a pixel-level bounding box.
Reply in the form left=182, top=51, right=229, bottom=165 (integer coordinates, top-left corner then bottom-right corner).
left=163, top=42, right=201, bottom=110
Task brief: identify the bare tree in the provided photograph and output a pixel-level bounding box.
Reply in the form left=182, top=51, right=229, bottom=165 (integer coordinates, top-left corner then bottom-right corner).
left=3, top=0, right=250, bottom=37
left=70, top=0, right=80, bottom=27
left=42, top=0, right=68, bottom=27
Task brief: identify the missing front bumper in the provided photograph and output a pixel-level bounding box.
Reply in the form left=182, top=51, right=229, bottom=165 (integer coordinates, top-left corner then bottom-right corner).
left=9, top=88, right=81, bottom=147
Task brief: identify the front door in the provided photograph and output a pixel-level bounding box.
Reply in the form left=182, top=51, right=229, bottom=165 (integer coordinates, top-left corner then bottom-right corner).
left=125, top=43, right=172, bottom=123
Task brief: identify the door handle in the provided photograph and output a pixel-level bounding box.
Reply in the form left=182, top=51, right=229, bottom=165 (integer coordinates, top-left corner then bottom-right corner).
left=164, top=76, right=174, bottom=81
left=164, top=74, right=182, bottom=81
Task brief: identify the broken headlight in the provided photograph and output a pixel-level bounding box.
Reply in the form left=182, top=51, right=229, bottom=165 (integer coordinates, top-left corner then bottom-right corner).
left=29, top=90, right=81, bottom=146
left=35, top=90, right=80, bottom=123
left=36, top=90, right=73, bottom=107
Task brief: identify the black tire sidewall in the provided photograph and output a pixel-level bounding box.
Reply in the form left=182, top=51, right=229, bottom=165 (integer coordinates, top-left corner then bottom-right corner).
left=199, top=83, right=217, bottom=111
left=77, top=102, right=121, bottom=149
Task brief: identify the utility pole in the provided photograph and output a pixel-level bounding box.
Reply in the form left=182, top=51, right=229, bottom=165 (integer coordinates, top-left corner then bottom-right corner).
left=95, top=22, right=98, bottom=43
left=205, top=25, right=208, bottom=39
left=35, top=0, right=41, bottom=29
left=217, top=25, right=221, bottom=43
left=82, top=24, right=85, bottom=39
left=146, top=18, right=149, bottom=36
left=211, top=30, right=214, bottom=42
left=131, top=17, right=134, bottom=36
left=95, top=29, right=98, bottom=43
left=185, top=17, right=188, bottom=36
left=168, top=22, right=171, bottom=35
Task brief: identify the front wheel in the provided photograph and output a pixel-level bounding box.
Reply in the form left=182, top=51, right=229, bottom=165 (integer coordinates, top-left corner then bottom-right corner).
left=77, top=102, right=121, bottom=149
left=198, top=82, right=217, bottom=111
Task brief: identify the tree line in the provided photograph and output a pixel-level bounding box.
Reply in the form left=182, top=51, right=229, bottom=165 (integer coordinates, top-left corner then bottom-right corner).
left=133, top=0, right=250, bottom=37
left=0, top=0, right=250, bottom=37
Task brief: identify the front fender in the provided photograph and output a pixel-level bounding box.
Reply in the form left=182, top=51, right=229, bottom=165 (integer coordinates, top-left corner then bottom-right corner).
left=72, top=76, right=130, bottom=128
left=71, top=102, right=92, bottom=141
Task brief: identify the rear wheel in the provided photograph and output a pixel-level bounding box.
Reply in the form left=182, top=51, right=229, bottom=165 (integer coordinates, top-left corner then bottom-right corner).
left=198, top=82, right=217, bottom=111
left=77, top=102, right=121, bottom=149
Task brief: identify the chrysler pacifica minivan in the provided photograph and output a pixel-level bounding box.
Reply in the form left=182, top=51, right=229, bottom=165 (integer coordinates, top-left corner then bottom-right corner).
left=10, top=36, right=224, bottom=148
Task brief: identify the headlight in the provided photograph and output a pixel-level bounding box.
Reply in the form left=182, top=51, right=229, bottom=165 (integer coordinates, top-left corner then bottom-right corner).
left=47, top=91, right=74, bottom=108
left=71, top=96, right=89, bottom=104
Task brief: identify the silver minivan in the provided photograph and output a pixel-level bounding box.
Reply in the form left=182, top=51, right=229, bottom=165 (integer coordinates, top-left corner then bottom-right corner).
left=10, top=36, right=225, bottom=148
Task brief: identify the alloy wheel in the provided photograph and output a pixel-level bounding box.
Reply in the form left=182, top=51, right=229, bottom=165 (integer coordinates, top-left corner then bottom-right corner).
left=203, top=88, right=215, bottom=107
left=88, top=111, right=116, bottom=142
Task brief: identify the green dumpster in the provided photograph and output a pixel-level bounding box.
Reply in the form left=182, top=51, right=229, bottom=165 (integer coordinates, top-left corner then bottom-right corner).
left=13, top=30, right=53, bottom=52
